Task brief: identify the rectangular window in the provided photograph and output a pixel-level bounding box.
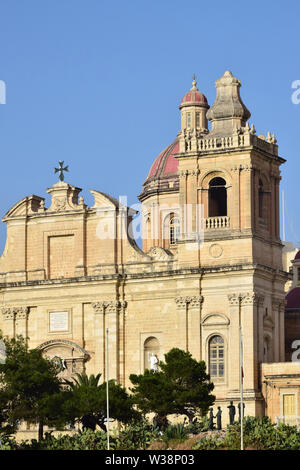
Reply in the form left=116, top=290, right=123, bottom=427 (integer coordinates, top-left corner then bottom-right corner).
left=196, top=113, right=200, bottom=128
left=282, top=394, right=296, bottom=425
left=186, top=113, right=191, bottom=128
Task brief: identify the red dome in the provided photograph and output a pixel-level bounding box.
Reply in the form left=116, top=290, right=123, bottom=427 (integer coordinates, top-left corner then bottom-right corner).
left=181, top=89, right=208, bottom=105
left=295, top=251, right=300, bottom=260
left=139, top=139, right=179, bottom=201
left=146, top=139, right=179, bottom=181
left=180, top=79, right=208, bottom=107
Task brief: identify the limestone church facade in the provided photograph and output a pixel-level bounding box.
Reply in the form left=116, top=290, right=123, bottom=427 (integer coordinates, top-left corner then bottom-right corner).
left=0, top=71, right=292, bottom=424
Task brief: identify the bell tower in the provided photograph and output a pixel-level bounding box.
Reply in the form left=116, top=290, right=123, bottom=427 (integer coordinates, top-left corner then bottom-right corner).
left=175, top=71, right=287, bottom=415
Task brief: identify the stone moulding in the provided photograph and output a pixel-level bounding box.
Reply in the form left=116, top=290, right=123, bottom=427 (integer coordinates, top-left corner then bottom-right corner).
left=38, top=338, right=90, bottom=360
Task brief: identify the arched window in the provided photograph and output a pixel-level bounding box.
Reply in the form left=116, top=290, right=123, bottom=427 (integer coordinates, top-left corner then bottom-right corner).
left=144, top=337, right=160, bottom=371
left=169, top=214, right=180, bottom=245
left=259, top=179, right=264, bottom=218
left=209, top=335, right=225, bottom=381
left=209, top=177, right=227, bottom=217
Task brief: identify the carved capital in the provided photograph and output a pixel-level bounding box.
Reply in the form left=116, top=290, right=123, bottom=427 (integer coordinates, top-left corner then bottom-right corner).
left=92, top=302, right=105, bottom=314
left=230, top=164, right=253, bottom=173
left=272, top=297, right=285, bottom=311
left=175, top=297, right=188, bottom=309
left=228, top=292, right=263, bottom=306
left=240, top=292, right=260, bottom=306
left=1, top=306, right=28, bottom=321
left=188, top=296, right=204, bottom=308
left=175, top=296, right=203, bottom=309
left=105, top=301, right=121, bottom=313
left=92, top=301, right=121, bottom=314
left=14, top=307, right=29, bottom=320
left=1, top=308, right=14, bottom=321
left=228, top=294, right=241, bottom=306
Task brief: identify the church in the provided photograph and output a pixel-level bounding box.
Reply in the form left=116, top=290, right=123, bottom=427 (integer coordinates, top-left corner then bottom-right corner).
left=0, top=70, right=299, bottom=427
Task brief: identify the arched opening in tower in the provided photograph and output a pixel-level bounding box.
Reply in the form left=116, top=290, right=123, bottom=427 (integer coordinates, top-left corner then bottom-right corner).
left=208, top=177, right=227, bottom=217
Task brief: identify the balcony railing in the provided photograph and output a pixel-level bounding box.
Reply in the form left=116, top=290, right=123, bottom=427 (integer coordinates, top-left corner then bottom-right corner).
left=205, top=216, right=230, bottom=230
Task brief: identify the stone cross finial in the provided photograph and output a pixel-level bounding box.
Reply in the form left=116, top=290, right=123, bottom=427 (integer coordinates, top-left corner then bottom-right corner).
left=54, top=161, right=69, bottom=182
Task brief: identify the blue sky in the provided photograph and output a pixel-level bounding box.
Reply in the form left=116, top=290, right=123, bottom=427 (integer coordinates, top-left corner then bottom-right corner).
left=0, top=0, right=299, bottom=251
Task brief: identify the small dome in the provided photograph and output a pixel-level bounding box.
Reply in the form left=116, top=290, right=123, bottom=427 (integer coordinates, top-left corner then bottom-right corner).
left=180, top=78, right=208, bottom=107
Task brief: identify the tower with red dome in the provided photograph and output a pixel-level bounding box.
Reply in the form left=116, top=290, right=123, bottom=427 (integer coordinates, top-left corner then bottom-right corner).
left=138, top=71, right=288, bottom=418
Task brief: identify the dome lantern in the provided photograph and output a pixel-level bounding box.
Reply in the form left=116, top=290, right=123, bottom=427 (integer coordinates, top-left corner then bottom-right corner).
left=179, top=76, right=210, bottom=133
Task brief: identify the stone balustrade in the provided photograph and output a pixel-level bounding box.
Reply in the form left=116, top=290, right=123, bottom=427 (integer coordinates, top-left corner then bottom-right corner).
left=205, top=216, right=230, bottom=229
left=178, top=127, right=278, bottom=157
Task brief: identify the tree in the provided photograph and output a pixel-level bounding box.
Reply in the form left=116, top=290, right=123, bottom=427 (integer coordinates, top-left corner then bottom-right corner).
left=161, top=348, right=215, bottom=423
left=0, top=333, right=65, bottom=441
left=130, top=348, right=215, bottom=428
left=63, top=372, right=140, bottom=431
left=129, top=369, right=176, bottom=429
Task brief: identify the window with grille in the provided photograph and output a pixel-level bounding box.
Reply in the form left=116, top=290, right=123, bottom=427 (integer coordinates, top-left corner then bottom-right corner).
left=209, top=335, right=225, bottom=381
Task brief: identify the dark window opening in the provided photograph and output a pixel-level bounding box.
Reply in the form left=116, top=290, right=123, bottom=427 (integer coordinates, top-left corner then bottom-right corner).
left=209, top=177, right=227, bottom=217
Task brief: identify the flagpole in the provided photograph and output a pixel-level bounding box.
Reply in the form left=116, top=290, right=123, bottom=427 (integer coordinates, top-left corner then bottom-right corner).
left=106, top=328, right=110, bottom=450
left=240, top=325, right=244, bottom=450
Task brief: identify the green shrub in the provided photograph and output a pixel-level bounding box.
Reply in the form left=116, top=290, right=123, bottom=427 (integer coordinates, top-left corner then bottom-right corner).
left=16, top=429, right=111, bottom=450
left=163, top=423, right=189, bottom=443
left=115, top=419, right=161, bottom=450
left=193, top=417, right=300, bottom=450
left=185, top=417, right=210, bottom=435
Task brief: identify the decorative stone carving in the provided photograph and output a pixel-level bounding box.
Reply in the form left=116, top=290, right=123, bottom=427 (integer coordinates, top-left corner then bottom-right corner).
left=92, top=301, right=121, bottom=314
left=209, top=243, right=223, bottom=258
left=1, top=308, right=14, bottom=321
left=175, top=297, right=188, bottom=309
left=228, top=292, right=263, bottom=306
left=38, top=339, right=90, bottom=378
left=147, top=246, right=173, bottom=261
left=1, top=306, right=29, bottom=320
left=46, top=181, right=83, bottom=213
left=231, top=164, right=254, bottom=172
left=228, top=294, right=241, bottom=306
left=53, top=197, right=67, bottom=212
left=240, top=292, right=260, bottom=306
left=14, top=307, right=29, bottom=320
left=105, top=301, right=121, bottom=313
left=175, top=296, right=203, bottom=309
left=272, top=298, right=285, bottom=310
left=92, top=302, right=106, bottom=314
